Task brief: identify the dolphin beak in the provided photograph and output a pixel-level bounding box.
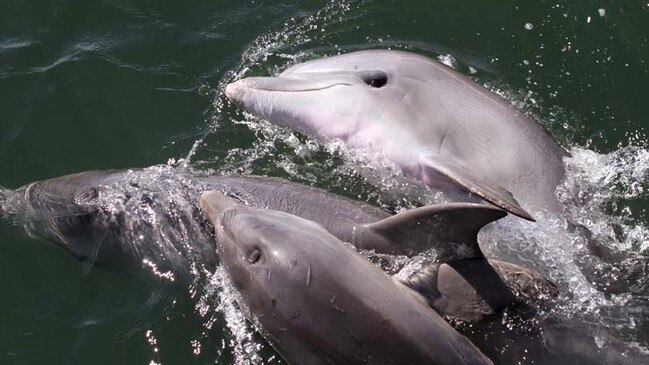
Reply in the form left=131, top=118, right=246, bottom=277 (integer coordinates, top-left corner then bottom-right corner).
left=199, top=191, right=239, bottom=224
left=225, top=75, right=358, bottom=101
left=225, top=80, right=246, bottom=103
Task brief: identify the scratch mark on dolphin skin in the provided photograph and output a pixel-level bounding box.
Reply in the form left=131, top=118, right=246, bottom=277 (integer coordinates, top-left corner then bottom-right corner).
left=374, top=91, right=407, bottom=125
left=330, top=295, right=346, bottom=314
left=438, top=128, right=448, bottom=155
left=290, top=311, right=300, bottom=319
left=374, top=100, right=388, bottom=123
left=267, top=269, right=272, bottom=281
left=348, top=332, right=363, bottom=347
left=306, top=265, right=312, bottom=286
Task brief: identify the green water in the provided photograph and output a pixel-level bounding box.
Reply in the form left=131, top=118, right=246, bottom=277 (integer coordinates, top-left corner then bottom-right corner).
left=1, top=1, right=648, bottom=364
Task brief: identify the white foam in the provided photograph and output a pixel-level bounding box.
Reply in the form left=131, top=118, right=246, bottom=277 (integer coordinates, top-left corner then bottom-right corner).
left=437, top=54, right=457, bottom=68
left=560, top=146, right=649, bottom=253
left=195, top=265, right=263, bottom=365
left=480, top=144, right=649, bottom=341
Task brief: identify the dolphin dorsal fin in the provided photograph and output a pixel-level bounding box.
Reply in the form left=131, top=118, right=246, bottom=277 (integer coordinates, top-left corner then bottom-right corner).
left=363, top=203, right=506, bottom=259
left=418, top=153, right=535, bottom=222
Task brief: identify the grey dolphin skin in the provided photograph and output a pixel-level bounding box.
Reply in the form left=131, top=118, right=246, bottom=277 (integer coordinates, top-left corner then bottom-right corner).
left=225, top=50, right=567, bottom=220
left=0, top=166, right=556, bottom=320
left=200, top=190, right=494, bottom=365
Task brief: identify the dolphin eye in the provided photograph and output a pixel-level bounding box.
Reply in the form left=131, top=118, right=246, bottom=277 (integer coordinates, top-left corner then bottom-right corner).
left=248, top=248, right=262, bottom=264
left=361, top=72, right=388, bottom=88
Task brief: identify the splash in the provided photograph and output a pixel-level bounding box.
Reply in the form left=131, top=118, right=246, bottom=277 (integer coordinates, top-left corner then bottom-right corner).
left=0, top=187, right=17, bottom=220
left=560, top=146, right=649, bottom=252
left=481, top=144, right=649, bottom=350
left=195, top=265, right=270, bottom=365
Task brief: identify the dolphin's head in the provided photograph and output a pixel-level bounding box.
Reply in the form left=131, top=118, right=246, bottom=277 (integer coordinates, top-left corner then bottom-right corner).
left=199, top=191, right=338, bottom=316
left=225, top=50, right=439, bottom=141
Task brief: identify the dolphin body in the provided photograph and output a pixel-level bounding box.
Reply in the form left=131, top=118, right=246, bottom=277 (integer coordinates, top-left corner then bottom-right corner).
left=0, top=166, right=555, bottom=321
left=200, top=190, right=494, bottom=365
left=225, top=50, right=567, bottom=220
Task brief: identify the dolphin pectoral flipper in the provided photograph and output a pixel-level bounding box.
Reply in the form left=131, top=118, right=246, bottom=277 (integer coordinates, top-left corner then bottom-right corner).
left=363, top=203, right=506, bottom=258
left=419, top=154, right=535, bottom=221
left=400, top=260, right=514, bottom=321
left=400, top=259, right=559, bottom=322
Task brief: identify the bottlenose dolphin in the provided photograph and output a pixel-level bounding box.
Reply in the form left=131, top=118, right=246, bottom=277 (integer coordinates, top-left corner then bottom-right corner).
left=1, top=167, right=497, bottom=268
left=225, top=50, right=567, bottom=220
left=0, top=166, right=556, bottom=320
left=200, top=190, right=494, bottom=365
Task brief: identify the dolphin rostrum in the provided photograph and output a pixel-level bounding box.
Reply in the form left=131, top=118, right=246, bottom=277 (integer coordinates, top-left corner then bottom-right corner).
left=225, top=50, right=567, bottom=220
left=200, top=190, right=494, bottom=365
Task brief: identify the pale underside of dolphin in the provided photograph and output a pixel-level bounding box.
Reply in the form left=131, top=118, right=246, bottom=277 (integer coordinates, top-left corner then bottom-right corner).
left=225, top=49, right=567, bottom=221
left=200, top=191, right=494, bottom=365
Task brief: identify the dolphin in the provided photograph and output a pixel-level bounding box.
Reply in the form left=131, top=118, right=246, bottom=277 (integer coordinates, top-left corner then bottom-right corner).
left=0, top=166, right=556, bottom=320
left=200, top=190, right=494, bottom=365
left=225, top=49, right=567, bottom=220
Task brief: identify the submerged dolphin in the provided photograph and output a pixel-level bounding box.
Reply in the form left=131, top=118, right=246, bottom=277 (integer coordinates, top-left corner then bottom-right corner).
left=200, top=191, right=494, bottom=365
left=0, top=166, right=555, bottom=320
left=0, top=167, right=500, bottom=269
left=225, top=50, right=567, bottom=220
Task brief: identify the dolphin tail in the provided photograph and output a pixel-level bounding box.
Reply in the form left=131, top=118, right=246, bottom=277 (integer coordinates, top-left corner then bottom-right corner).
left=362, top=203, right=506, bottom=259
left=418, top=154, right=535, bottom=221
